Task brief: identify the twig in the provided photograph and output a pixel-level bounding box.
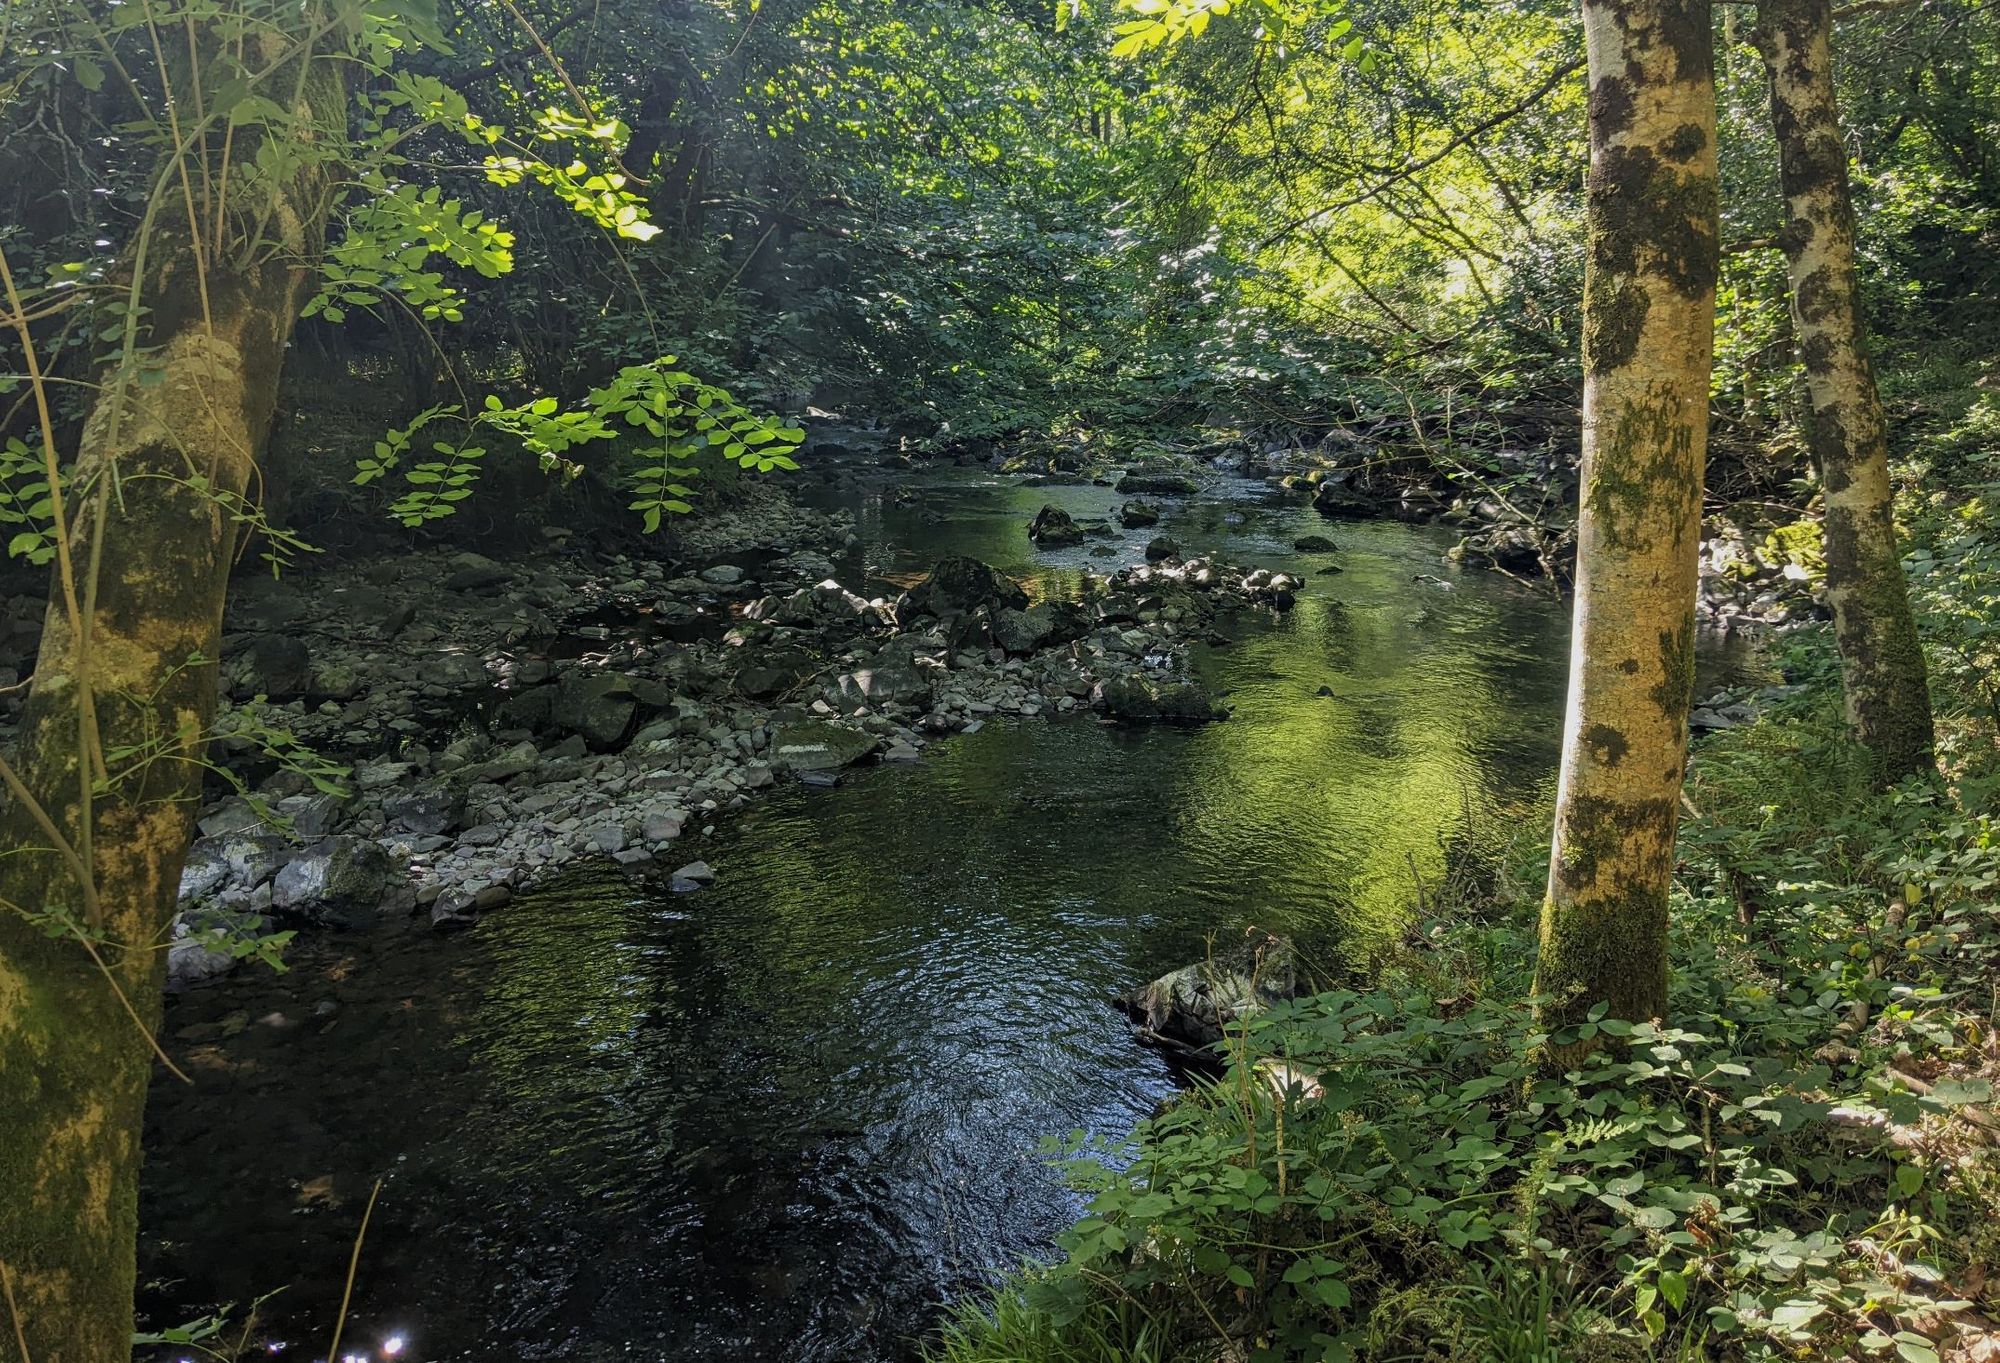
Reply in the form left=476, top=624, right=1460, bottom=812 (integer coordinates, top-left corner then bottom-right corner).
left=324, top=1179, right=384, bottom=1363
left=2, top=1259, right=30, bottom=1363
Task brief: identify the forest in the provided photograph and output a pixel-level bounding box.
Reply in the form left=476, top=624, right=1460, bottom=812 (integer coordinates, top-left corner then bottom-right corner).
left=0, top=0, right=1997, bottom=1359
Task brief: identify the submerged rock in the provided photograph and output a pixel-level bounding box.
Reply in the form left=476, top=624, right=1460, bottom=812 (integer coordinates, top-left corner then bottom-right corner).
left=1118, top=930, right=1298, bottom=1054
left=1098, top=673, right=1225, bottom=725
left=1119, top=500, right=1161, bottom=528
left=1293, top=534, right=1339, bottom=554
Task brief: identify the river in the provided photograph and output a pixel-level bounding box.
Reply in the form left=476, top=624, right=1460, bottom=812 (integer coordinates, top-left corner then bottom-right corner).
left=136, top=462, right=1757, bottom=1362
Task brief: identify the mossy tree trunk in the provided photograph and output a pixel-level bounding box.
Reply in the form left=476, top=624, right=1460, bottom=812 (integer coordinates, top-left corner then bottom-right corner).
left=1755, top=0, right=1935, bottom=783
left=0, top=42, right=342, bottom=1363
left=1535, top=0, right=1719, bottom=1037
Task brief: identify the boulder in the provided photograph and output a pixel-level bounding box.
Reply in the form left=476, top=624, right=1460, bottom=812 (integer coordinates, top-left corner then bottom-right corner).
left=1144, top=536, right=1183, bottom=563
left=1117, top=931, right=1298, bottom=1054
left=1293, top=534, right=1339, bottom=554
left=1119, top=501, right=1161, bottom=528
left=270, top=836, right=392, bottom=925
left=900, top=557, right=1030, bottom=620
left=769, top=721, right=878, bottom=772
left=551, top=672, right=641, bottom=749
left=1027, top=504, right=1085, bottom=547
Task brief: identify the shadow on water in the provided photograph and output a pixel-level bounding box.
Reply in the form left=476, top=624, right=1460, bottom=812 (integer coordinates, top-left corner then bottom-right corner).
left=137, top=467, right=1768, bottom=1362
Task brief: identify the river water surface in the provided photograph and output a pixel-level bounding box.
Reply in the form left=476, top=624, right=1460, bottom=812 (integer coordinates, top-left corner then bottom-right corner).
left=137, top=465, right=1751, bottom=1361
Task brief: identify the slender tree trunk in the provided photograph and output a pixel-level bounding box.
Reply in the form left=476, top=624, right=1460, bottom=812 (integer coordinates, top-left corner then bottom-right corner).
left=1536, top=0, right=1719, bottom=1036
left=1755, top=0, right=1935, bottom=782
left=0, top=46, right=341, bottom=1361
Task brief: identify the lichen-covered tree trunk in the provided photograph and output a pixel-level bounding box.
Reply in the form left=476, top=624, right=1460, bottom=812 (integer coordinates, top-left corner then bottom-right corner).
left=0, top=53, right=340, bottom=1363
left=1756, top=0, right=1935, bottom=782
left=1535, top=0, right=1718, bottom=1036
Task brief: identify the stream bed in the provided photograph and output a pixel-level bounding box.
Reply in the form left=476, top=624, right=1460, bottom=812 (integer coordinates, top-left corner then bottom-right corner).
left=137, top=465, right=1760, bottom=1362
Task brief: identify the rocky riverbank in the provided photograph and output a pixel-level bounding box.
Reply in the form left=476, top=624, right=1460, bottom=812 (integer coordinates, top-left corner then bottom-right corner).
left=937, top=419, right=1827, bottom=630
left=152, top=483, right=1303, bottom=989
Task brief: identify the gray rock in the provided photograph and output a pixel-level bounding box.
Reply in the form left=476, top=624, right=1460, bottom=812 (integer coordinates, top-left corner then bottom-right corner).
left=899, top=557, right=1029, bottom=620
left=1144, top=536, right=1183, bottom=563
left=642, top=808, right=687, bottom=843
left=270, top=837, right=392, bottom=924
left=1118, top=931, right=1297, bottom=1053
left=700, top=564, right=747, bottom=586
left=1119, top=501, right=1161, bottom=528
left=382, top=788, right=465, bottom=836
left=769, top=721, right=878, bottom=772
left=671, top=860, right=715, bottom=891
left=590, top=824, right=629, bottom=855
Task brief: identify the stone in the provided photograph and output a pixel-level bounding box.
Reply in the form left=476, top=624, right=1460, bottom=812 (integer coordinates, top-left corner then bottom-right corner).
left=590, top=824, right=629, bottom=855
left=1117, top=931, right=1298, bottom=1054
left=1114, top=472, right=1199, bottom=496
left=769, top=721, right=878, bottom=772
left=444, top=556, right=513, bottom=592
left=382, top=788, right=465, bottom=836
left=551, top=672, right=639, bottom=749
left=836, top=643, right=930, bottom=707
left=670, top=860, right=715, bottom=891
left=1312, top=480, right=1382, bottom=519
left=1293, top=534, right=1339, bottom=554
left=270, top=837, right=392, bottom=925
left=700, top=564, right=747, bottom=586
left=642, top=808, right=687, bottom=843
left=900, top=557, right=1029, bottom=620
left=244, top=634, right=312, bottom=699
left=1119, top=501, right=1161, bottom=528
left=1027, top=503, right=1085, bottom=547
left=1145, top=536, right=1183, bottom=563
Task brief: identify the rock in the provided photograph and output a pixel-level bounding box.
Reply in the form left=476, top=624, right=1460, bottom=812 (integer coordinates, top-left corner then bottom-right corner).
left=590, top=824, right=629, bottom=855
left=642, top=808, right=687, bottom=843
left=310, top=660, right=364, bottom=701
left=1293, top=534, right=1339, bottom=554
left=1027, top=504, right=1085, bottom=547
left=1115, top=472, right=1199, bottom=496
left=769, top=721, right=878, bottom=772
left=1144, top=536, right=1183, bottom=563
left=700, top=564, right=747, bottom=586
left=1119, top=501, right=1161, bottom=528
left=551, top=672, right=640, bottom=749
left=901, top=557, right=1029, bottom=620
left=443, top=556, right=513, bottom=592
left=671, top=860, right=716, bottom=891
left=167, top=905, right=271, bottom=992
left=836, top=640, right=930, bottom=707
left=198, top=798, right=265, bottom=839
left=382, top=788, right=465, bottom=836
left=1312, top=480, right=1382, bottom=519
left=244, top=635, right=312, bottom=699
left=1117, top=931, right=1298, bottom=1054
left=270, top=837, right=392, bottom=925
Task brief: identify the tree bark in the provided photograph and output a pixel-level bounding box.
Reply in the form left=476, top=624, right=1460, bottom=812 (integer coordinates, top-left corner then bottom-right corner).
left=0, top=40, right=342, bottom=1362
left=1536, top=0, right=1719, bottom=1037
left=1755, top=0, right=1935, bottom=782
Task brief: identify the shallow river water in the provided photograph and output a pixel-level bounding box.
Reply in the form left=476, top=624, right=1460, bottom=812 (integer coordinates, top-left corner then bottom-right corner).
left=137, top=465, right=1756, bottom=1362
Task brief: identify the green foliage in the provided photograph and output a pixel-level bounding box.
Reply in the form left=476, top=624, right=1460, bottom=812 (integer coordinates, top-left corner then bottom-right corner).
left=0, top=435, right=58, bottom=565
left=350, top=358, right=803, bottom=529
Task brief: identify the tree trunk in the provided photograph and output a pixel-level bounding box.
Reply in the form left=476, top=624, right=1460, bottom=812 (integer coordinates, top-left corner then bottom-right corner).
left=0, top=46, right=341, bottom=1362
left=1535, top=0, right=1719, bottom=1037
left=1755, top=0, right=1935, bottom=782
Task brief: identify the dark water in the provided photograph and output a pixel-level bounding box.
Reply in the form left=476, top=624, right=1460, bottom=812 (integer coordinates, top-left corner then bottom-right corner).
left=137, top=466, right=1760, bottom=1362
